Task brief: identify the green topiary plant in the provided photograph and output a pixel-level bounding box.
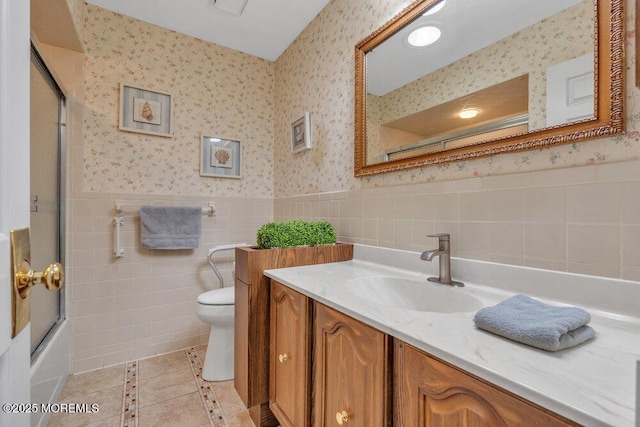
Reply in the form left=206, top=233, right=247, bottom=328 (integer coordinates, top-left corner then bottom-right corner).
left=256, top=220, right=337, bottom=249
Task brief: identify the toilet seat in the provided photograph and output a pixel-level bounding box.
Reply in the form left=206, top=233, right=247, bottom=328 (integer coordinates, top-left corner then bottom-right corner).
left=197, top=287, right=234, bottom=305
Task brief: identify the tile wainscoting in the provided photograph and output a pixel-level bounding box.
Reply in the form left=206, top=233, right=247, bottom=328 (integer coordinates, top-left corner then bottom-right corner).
left=275, top=159, right=640, bottom=282
left=67, top=193, right=272, bottom=373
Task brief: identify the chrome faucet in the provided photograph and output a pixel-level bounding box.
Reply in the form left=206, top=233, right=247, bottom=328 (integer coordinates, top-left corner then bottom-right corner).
left=421, top=233, right=464, bottom=287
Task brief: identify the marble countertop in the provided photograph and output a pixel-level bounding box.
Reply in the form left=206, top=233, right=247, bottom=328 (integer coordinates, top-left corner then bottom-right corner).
left=264, top=245, right=640, bottom=427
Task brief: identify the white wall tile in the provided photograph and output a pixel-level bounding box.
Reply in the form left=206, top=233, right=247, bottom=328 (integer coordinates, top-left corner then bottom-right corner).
left=377, top=197, right=394, bottom=220
left=412, top=195, right=435, bottom=221
left=529, top=165, right=597, bottom=187
left=596, top=160, right=640, bottom=182
left=566, top=183, right=620, bottom=223
left=488, top=223, right=524, bottom=256
left=458, top=222, right=489, bottom=253
left=393, top=220, right=413, bottom=251
left=433, top=193, right=460, bottom=221
left=363, top=219, right=377, bottom=240
left=459, top=192, right=488, bottom=221
left=377, top=219, right=394, bottom=242
left=488, top=190, right=524, bottom=222
left=412, top=221, right=434, bottom=248
left=567, top=224, right=619, bottom=265
left=524, top=223, right=566, bottom=260
left=621, top=225, right=640, bottom=268
left=524, top=187, right=566, bottom=222
left=621, top=181, right=640, bottom=224
left=393, top=195, right=413, bottom=220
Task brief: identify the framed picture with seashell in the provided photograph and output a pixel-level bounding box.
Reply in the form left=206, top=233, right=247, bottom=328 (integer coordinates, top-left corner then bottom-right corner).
left=119, top=83, right=172, bottom=137
left=200, top=135, right=241, bottom=179
left=290, top=112, right=311, bottom=153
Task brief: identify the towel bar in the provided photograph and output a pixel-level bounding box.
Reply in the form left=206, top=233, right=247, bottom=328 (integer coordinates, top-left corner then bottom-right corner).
left=114, top=200, right=216, bottom=216
left=112, top=200, right=216, bottom=258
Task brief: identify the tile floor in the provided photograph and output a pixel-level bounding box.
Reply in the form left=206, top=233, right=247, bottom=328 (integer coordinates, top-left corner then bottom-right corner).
left=49, top=345, right=254, bottom=427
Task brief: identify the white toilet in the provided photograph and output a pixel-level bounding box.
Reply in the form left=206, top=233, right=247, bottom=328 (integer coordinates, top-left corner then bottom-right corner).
left=195, top=243, right=247, bottom=381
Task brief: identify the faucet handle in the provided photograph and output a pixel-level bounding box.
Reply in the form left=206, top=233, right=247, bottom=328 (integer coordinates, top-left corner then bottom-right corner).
left=427, top=233, right=450, bottom=240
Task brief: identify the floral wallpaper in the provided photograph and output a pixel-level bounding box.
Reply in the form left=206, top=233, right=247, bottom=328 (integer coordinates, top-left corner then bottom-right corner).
left=273, top=0, right=640, bottom=197
left=83, top=5, right=275, bottom=197
left=274, top=0, right=407, bottom=196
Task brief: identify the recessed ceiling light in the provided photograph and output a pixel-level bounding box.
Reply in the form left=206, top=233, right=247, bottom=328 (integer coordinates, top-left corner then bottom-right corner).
left=459, top=108, right=479, bottom=119
left=407, top=26, right=441, bottom=47
left=423, top=0, right=446, bottom=16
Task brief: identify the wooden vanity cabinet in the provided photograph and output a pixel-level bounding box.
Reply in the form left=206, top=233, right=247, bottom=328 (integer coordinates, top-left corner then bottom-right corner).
left=234, top=244, right=353, bottom=426
left=269, top=280, right=311, bottom=427
left=313, top=302, right=392, bottom=427
left=394, top=341, right=577, bottom=427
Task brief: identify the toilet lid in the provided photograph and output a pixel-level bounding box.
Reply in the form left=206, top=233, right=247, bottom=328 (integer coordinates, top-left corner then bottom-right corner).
left=198, top=287, right=234, bottom=305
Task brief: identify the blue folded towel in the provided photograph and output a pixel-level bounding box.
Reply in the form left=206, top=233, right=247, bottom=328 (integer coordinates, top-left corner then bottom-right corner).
left=473, top=294, right=595, bottom=352
left=139, top=206, right=202, bottom=249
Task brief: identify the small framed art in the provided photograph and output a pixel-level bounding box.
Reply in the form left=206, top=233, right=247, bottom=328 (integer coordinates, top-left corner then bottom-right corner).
left=290, top=112, right=311, bottom=153
left=119, top=83, right=173, bottom=137
left=200, top=135, right=241, bottom=179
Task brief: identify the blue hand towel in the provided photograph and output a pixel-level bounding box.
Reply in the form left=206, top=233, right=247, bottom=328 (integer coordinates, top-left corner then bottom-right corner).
left=473, top=294, right=595, bottom=352
left=139, top=206, right=201, bottom=249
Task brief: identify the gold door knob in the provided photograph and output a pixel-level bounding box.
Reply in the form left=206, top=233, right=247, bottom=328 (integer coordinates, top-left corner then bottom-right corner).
left=278, top=353, right=289, bottom=363
left=10, top=227, right=65, bottom=338
left=15, top=261, right=64, bottom=296
left=336, top=410, right=349, bottom=425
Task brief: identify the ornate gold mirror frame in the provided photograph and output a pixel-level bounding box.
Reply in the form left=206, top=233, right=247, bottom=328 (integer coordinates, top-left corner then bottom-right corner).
left=354, top=0, right=625, bottom=177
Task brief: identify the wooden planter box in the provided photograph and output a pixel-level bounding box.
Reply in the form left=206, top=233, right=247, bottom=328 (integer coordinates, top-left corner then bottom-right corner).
left=234, top=243, right=354, bottom=426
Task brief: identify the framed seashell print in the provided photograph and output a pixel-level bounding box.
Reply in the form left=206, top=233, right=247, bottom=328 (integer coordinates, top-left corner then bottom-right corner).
left=200, top=134, right=241, bottom=179
left=119, top=83, right=173, bottom=137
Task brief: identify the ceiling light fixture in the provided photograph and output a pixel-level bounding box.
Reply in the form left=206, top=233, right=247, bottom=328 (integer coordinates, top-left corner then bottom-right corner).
left=211, top=0, right=248, bottom=15
left=407, top=26, right=441, bottom=47
left=423, top=0, right=446, bottom=16
left=459, top=108, right=479, bottom=119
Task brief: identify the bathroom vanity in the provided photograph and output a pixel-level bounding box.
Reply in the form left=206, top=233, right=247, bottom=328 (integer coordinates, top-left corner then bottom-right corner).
left=265, top=244, right=640, bottom=426
left=234, top=244, right=354, bottom=426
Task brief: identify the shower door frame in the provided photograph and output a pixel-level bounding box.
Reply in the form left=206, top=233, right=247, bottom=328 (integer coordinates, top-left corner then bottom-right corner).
left=29, top=42, right=66, bottom=362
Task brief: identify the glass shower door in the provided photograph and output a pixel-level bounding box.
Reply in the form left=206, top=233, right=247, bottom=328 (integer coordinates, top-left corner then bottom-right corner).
left=30, top=46, right=65, bottom=356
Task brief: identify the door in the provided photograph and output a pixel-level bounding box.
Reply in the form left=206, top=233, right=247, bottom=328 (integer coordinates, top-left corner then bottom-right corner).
left=546, top=53, right=595, bottom=127
left=0, top=1, right=33, bottom=426
left=313, top=303, right=390, bottom=427
left=269, top=280, right=311, bottom=427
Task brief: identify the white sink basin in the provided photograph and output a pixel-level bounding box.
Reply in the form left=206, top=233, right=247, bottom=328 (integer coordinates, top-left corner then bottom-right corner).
left=345, top=276, right=483, bottom=313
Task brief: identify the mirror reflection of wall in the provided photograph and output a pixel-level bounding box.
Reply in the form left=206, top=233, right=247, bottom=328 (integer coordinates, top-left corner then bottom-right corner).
left=365, top=0, right=594, bottom=166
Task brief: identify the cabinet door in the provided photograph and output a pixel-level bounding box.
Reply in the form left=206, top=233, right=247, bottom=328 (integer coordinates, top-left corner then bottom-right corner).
left=394, top=341, right=576, bottom=427
left=313, top=303, right=390, bottom=427
left=269, top=281, right=311, bottom=427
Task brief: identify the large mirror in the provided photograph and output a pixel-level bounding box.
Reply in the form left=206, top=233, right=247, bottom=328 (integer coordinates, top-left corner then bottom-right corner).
left=354, top=0, right=624, bottom=177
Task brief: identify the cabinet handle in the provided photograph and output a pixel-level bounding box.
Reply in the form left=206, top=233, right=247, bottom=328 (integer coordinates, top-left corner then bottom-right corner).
left=278, top=353, right=289, bottom=363
left=336, top=410, right=349, bottom=425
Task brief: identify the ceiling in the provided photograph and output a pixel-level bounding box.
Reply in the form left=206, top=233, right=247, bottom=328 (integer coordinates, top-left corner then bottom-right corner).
left=85, top=0, right=331, bottom=61
left=367, top=0, right=585, bottom=96
left=385, top=75, right=529, bottom=138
